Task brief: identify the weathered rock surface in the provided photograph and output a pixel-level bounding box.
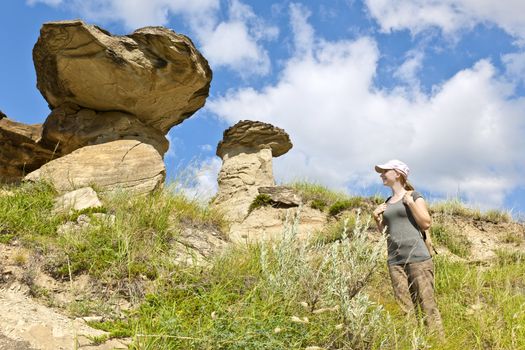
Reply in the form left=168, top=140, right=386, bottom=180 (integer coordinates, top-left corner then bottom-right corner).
left=25, top=140, right=165, bottom=194
left=33, top=20, right=212, bottom=134
left=214, top=120, right=293, bottom=222
left=0, top=117, right=56, bottom=183
left=53, top=187, right=102, bottom=213
left=258, top=186, right=302, bottom=207
left=41, top=103, right=169, bottom=155
left=215, top=148, right=275, bottom=221
left=0, top=288, right=128, bottom=350
left=171, top=227, right=228, bottom=266
left=229, top=206, right=327, bottom=243
left=216, top=120, right=292, bottom=159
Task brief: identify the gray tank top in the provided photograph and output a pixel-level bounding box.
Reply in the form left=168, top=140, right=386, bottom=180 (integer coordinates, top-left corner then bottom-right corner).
left=383, top=191, right=431, bottom=265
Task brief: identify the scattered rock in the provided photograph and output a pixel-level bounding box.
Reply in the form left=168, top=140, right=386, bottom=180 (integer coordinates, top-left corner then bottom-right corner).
left=0, top=189, right=14, bottom=197
left=53, top=187, right=102, bottom=214
left=258, top=186, right=302, bottom=207
left=33, top=20, right=212, bottom=134
left=25, top=140, right=165, bottom=195
left=56, top=213, right=115, bottom=235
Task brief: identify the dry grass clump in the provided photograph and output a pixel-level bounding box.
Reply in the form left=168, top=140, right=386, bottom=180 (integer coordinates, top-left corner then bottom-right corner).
left=430, top=222, right=472, bottom=258
left=0, top=181, right=227, bottom=302
left=288, top=181, right=381, bottom=216
left=430, top=199, right=512, bottom=224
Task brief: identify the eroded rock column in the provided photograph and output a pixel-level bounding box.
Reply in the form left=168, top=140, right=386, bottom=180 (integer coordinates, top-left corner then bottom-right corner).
left=213, top=120, right=292, bottom=221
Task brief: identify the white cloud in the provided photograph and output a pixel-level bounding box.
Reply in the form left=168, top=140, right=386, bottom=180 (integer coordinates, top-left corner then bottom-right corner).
left=365, top=0, right=525, bottom=43
left=173, top=157, right=221, bottom=201
left=68, top=0, right=218, bottom=29
left=209, top=4, right=525, bottom=209
left=502, top=51, right=525, bottom=83
left=197, top=0, right=278, bottom=76
left=393, top=50, right=424, bottom=89
left=45, top=0, right=275, bottom=76
left=289, top=3, right=314, bottom=57
left=199, top=144, right=213, bottom=152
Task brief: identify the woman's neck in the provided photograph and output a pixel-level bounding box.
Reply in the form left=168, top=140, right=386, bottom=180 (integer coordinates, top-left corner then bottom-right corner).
left=391, top=183, right=406, bottom=197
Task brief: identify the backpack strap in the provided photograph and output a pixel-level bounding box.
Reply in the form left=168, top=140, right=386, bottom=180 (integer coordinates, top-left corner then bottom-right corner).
left=405, top=191, right=438, bottom=256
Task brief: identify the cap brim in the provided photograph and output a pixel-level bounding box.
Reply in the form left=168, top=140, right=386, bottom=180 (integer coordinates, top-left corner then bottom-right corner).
left=375, top=165, right=389, bottom=173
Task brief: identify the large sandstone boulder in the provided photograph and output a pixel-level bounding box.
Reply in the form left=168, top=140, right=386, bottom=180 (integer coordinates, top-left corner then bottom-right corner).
left=213, top=120, right=292, bottom=221
left=33, top=20, right=212, bottom=134
left=0, top=116, right=56, bottom=183
left=25, top=140, right=165, bottom=194
left=40, top=103, right=169, bottom=156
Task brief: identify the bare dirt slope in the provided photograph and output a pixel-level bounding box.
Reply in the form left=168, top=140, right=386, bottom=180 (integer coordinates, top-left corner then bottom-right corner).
left=0, top=243, right=129, bottom=350
left=431, top=212, right=525, bottom=261
left=0, top=285, right=128, bottom=350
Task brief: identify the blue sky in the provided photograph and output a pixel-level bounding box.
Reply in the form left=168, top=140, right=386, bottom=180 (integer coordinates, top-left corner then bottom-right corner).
left=1, top=0, right=525, bottom=217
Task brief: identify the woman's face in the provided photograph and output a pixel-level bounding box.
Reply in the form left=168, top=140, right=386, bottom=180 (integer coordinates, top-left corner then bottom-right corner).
left=379, top=169, right=400, bottom=187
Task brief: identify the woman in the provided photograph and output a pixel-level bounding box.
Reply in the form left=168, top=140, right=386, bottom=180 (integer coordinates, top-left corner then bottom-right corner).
left=373, top=159, right=444, bottom=336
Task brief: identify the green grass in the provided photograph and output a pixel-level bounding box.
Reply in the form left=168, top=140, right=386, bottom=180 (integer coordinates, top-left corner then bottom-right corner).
left=289, top=181, right=348, bottom=207
left=0, top=182, right=65, bottom=242
left=312, top=213, right=358, bottom=244
left=434, top=255, right=525, bottom=349
left=0, top=181, right=228, bottom=301
left=430, top=223, right=472, bottom=258
left=501, top=231, right=524, bottom=245
left=288, top=181, right=379, bottom=216
left=366, top=254, right=525, bottom=349
left=328, top=198, right=364, bottom=216
left=46, top=189, right=227, bottom=284
left=117, top=213, right=390, bottom=350
left=248, top=194, right=273, bottom=213
left=3, top=181, right=525, bottom=349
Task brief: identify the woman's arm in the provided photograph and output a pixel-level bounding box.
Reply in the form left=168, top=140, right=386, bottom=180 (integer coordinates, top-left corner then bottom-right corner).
left=403, top=193, right=431, bottom=230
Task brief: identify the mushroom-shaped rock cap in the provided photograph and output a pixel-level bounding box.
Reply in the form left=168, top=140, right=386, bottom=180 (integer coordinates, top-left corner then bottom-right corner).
left=216, top=120, right=292, bottom=158
left=33, top=20, right=212, bottom=134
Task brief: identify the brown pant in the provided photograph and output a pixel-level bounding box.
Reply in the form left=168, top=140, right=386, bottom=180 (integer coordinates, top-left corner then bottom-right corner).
left=388, top=259, right=444, bottom=337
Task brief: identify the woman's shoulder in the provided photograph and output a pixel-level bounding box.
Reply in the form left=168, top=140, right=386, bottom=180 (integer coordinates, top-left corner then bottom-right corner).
left=411, top=191, right=424, bottom=201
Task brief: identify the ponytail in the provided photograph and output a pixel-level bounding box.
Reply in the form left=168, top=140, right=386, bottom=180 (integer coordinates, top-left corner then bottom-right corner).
left=396, top=170, right=415, bottom=191
left=404, top=180, right=415, bottom=191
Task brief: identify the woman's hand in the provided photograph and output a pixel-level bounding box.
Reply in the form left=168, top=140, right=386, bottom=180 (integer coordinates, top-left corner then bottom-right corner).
left=373, top=203, right=387, bottom=221
left=373, top=203, right=387, bottom=233
left=402, top=192, right=415, bottom=206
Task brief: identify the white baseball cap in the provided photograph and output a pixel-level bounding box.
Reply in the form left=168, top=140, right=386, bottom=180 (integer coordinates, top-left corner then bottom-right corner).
left=375, top=159, right=410, bottom=177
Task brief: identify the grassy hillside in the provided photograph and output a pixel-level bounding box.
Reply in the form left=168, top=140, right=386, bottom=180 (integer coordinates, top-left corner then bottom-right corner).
left=1, top=181, right=524, bottom=349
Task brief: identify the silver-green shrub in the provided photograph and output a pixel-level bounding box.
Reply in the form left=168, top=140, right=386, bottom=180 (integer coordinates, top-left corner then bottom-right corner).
left=259, top=208, right=388, bottom=349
